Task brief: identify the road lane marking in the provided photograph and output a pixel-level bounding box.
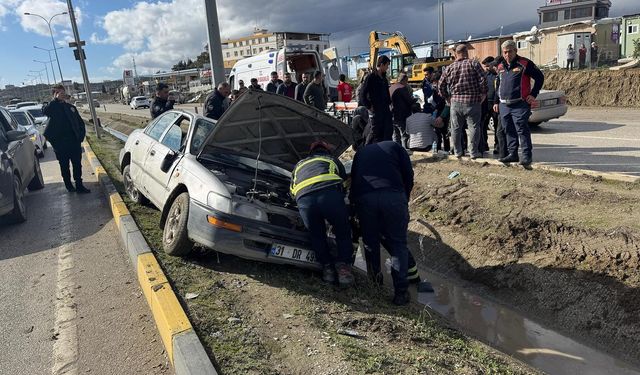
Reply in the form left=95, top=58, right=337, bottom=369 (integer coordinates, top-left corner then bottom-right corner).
left=52, top=194, right=78, bottom=375
left=566, top=135, right=640, bottom=142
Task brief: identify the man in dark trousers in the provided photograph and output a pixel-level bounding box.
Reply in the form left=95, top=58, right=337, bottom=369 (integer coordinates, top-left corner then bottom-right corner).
left=290, top=141, right=354, bottom=286
left=389, top=73, right=414, bottom=149
left=203, top=82, right=231, bottom=120
left=295, top=72, right=311, bottom=102
left=150, top=83, right=175, bottom=119
left=266, top=71, right=282, bottom=93
left=350, top=140, right=414, bottom=305
left=276, top=72, right=297, bottom=99
left=494, top=40, right=544, bottom=166
left=360, top=55, right=392, bottom=144
left=304, top=71, right=327, bottom=111
left=481, top=56, right=502, bottom=155
left=43, top=84, right=90, bottom=193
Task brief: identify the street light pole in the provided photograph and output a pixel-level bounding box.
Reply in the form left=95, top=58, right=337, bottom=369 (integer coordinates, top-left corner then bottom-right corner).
left=204, top=0, right=225, bottom=86
left=34, top=60, right=51, bottom=85
left=34, top=45, right=62, bottom=82
left=66, top=0, right=100, bottom=138
left=24, top=12, right=67, bottom=83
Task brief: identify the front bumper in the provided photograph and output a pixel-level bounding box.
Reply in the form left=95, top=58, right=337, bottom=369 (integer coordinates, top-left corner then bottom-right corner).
left=187, top=199, right=321, bottom=270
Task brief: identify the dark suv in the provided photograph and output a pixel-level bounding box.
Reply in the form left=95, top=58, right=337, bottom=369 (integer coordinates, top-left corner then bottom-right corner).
left=0, top=107, right=45, bottom=223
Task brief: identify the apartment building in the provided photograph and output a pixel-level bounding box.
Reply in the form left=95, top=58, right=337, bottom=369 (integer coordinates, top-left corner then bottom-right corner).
left=538, top=0, right=611, bottom=28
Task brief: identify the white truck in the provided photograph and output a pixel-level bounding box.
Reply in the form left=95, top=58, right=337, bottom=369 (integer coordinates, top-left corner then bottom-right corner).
left=228, top=46, right=341, bottom=101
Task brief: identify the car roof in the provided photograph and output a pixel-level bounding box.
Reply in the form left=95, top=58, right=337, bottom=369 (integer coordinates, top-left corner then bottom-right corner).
left=21, top=105, right=44, bottom=111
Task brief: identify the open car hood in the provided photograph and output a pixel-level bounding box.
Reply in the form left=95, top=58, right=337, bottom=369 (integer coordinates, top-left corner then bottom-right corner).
left=199, top=90, right=353, bottom=171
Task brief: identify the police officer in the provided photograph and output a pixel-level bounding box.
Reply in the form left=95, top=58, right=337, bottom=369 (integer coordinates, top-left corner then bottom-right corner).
left=350, top=140, right=414, bottom=305
left=494, top=40, right=544, bottom=166
left=150, top=83, right=175, bottom=119
left=43, top=84, right=90, bottom=193
left=290, top=141, right=354, bottom=286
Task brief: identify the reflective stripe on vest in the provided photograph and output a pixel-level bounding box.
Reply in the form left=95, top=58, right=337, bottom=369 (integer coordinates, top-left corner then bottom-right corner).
left=290, top=156, right=342, bottom=197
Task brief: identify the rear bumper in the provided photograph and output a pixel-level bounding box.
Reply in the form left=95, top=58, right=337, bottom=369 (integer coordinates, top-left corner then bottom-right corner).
left=530, top=104, right=568, bottom=123
left=187, top=199, right=321, bottom=270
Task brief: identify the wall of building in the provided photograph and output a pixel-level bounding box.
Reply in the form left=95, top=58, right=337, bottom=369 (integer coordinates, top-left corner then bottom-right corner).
left=621, top=15, right=640, bottom=57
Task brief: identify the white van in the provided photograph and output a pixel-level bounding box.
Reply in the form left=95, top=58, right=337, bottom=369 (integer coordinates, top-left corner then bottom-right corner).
left=228, top=46, right=341, bottom=101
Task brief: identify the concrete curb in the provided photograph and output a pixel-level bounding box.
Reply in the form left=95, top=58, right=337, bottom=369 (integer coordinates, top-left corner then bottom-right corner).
left=82, top=141, right=218, bottom=375
left=412, top=152, right=640, bottom=184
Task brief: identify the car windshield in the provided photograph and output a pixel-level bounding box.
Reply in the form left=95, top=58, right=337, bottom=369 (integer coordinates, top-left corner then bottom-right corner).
left=27, top=109, right=44, bottom=117
left=10, top=112, right=30, bottom=125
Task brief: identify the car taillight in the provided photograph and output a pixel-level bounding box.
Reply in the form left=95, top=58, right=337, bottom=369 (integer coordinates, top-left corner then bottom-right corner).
left=559, top=96, right=567, bottom=105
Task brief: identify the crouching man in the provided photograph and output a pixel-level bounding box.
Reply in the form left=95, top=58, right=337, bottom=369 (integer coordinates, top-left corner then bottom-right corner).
left=350, top=141, right=414, bottom=305
left=290, top=141, right=355, bottom=286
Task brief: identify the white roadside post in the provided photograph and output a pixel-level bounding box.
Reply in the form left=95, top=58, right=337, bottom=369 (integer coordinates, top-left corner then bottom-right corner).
left=66, top=0, right=100, bottom=138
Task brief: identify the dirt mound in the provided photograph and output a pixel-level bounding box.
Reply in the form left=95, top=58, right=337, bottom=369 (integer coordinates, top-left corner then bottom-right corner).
left=408, top=159, right=640, bottom=364
left=543, top=68, right=640, bottom=107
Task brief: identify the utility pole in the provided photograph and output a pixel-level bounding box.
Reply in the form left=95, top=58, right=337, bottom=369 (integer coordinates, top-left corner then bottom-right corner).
left=133, top=56, right=139, bottom=85
left=204, top=0, right=225, bottom=86
left=440, top=1, right=446, bottom=57
left=66, top=0, right=100, bottom=138
left=34, top=60, right=51, bottom=85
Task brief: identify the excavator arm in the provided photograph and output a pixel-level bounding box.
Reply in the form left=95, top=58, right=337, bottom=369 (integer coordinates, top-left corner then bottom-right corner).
left=368, top=31, right=416, bottom=71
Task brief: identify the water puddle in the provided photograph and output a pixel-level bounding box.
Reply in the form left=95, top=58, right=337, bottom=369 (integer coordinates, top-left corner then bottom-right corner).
left=353, top=251, right=640, bottom=375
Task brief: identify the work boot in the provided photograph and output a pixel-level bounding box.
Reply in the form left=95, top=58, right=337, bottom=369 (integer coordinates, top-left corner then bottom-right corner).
left=392, top=290, right=411, bottom=306
left=499, top=154, right=519, bottom=163
left=63, top=179, right=76, bottom=192
left=322, top=265, right=336, bottom=284
left=335, top=262, right=354, bottom=286
left=519, top=158, right=532, bottom=166
left=75, top=181, right=91, bottom=194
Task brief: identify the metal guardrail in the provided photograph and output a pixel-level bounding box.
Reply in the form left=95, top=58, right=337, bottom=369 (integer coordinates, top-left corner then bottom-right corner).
left=101, top=125, right=129, bottom=142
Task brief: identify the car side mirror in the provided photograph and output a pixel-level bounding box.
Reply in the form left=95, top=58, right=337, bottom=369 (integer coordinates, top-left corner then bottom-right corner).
left=160, top=150, right=178, bottom=173
left=6, top=130, right=28, bottom=142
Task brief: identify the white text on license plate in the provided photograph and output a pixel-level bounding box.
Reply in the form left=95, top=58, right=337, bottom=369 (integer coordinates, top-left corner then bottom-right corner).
left=270, top=244, right=317, bottom=263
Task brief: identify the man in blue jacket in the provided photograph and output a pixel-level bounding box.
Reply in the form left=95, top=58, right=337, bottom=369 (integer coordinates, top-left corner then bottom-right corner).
left=494, top=40, right=544, bottom=166
left=350, top=140, right=414, bottom=305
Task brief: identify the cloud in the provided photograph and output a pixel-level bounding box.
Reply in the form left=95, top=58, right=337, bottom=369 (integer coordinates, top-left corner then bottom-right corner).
left=0, top=0, right=81, bottom=37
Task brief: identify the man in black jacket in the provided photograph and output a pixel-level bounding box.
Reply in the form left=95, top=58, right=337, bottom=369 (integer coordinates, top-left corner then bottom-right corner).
left=360, top=55, right=392, bottom=144
left=390, top=73, right=414, bottom=149
left=266, top=71, right=283, bottom=93
left=203, top=82, right=231, bottom=120
left=43, top=84, right=90, bottom=193
left=150, top=83, right=175, bottom=119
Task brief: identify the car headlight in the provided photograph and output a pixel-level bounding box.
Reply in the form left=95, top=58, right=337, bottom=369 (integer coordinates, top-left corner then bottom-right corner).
left=233, top=203, right=267, bottom=222
left=207, top=192, right=232, bottom=213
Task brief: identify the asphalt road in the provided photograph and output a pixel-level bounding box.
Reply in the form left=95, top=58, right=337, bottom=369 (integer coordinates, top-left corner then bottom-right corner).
left=0, top=150, right=171, bottom=374
left=96, top=103, right=640, bottom=176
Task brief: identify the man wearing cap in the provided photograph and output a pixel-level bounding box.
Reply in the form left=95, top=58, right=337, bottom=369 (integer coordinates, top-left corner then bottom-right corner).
left=494, top=40, right=544, bottom=166
left=438, top=43, right=487, bottom=159
left=290, top=141, right=354, bottom=286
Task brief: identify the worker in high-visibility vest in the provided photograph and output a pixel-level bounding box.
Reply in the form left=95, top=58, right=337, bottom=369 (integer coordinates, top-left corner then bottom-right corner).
left=290, top=141, right=354, bottom=286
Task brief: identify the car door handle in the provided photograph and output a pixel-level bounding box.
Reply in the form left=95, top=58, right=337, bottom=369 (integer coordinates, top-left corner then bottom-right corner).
left=150, top=150, right=156, bottom=156
left=135, top=140, right=140, bottom=145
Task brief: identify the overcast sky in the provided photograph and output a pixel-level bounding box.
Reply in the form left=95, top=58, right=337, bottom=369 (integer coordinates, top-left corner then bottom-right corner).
left=0, top=0, right=638, bottom=86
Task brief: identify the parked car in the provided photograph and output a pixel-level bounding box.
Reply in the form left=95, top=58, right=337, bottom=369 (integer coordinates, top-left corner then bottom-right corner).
left=21, top=105, right=48, bottom=126
left=6, top=105, right=17, bottom=110
left=10, top=109, right=47, bottom=157
left=527, top=90, right=568, bottom=127
left=15, top=101, right=38, bottom=109
left=0, top=107, right=45, bottom=223
left=118, top=91, right=351, bottom=268
left=130, top=96, right=151, bottom=110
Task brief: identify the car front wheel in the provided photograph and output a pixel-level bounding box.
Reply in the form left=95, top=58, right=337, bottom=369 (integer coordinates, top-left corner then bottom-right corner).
left=162, top=192, right=194, bottom=256
left=123, top=165, right=147, bottom=204
left=28, top=160, right=45, bottom=191
left=7, top=174, right=26, bottom=223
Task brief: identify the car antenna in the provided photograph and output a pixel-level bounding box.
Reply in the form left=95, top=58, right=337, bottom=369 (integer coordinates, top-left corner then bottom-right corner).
left=248, top=95, right=263, bottom=201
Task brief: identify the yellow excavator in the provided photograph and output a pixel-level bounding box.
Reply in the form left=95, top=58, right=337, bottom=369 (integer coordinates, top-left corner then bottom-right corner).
left=366, top=31, right=454, bottom=86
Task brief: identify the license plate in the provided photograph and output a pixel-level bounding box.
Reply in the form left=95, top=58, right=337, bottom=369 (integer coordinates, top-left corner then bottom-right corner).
left=270, top=243, right=318, bottom=264
left=542, top=99, right=558, bottom=107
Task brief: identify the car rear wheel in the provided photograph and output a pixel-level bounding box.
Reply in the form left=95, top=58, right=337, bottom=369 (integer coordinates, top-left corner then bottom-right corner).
left=123, top=165, right=147, bottom=204
left=28, top=160, right=45, bottom=191
left=7, top=175, right=27, bottom=223
left=162, top=192, right=193, bottom=256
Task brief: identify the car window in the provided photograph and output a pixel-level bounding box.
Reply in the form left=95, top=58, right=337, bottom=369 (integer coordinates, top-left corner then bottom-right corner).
left=10, top=112, right=30, bottom=126
left=161, top=125, right=182, bottom=151
left=27, top=108, right=44, bottom=118
left=191, top=118, right=217, bottom=153
left=145, top=112, right=179, bottom=141
left=0, top=109, right=17, bottom=131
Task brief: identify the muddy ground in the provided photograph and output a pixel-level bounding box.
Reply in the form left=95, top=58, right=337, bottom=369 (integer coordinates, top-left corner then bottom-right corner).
left=87, top=122, right=537, bottom=375
left=407, top=156, right=640, bottom=364
left=88, top=110, right=640, bottom=371
left=543, top=68, right=640, bottom=107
